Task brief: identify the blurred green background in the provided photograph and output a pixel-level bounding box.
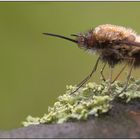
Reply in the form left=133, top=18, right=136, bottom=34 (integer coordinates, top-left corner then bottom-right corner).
left=0, top=2, right=140, bottom=130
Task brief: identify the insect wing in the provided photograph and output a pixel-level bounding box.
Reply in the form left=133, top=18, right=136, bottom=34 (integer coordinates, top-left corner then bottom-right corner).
left=118, top=40, right=140, bottom=47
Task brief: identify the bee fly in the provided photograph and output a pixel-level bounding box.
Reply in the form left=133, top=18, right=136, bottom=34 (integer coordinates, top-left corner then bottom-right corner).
left=43, top=24, right=140, bottom=94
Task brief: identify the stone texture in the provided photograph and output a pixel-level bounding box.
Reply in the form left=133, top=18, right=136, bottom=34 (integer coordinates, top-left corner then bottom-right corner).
left=1, top=99, right=140, bottom=138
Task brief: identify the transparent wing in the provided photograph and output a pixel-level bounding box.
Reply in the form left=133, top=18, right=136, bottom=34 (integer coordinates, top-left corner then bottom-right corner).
left=117, top=40, right=140, bottom=47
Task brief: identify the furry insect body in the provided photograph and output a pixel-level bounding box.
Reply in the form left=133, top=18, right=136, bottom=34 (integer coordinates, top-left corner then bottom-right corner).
left=75, top=24, right=140, bottom=67
left=43, top=24, right=140, bottom=94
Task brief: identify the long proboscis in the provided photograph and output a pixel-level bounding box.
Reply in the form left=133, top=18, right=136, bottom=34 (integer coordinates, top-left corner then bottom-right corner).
left=43, top=33, right=140, bottom=47
left=43, top=33, right=78, bottom=43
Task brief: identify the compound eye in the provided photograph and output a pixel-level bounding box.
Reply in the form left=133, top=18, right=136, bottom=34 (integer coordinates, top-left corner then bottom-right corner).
left=77, top=36, right=85, bottom=47
left=80, top=36, right=85, bottom=42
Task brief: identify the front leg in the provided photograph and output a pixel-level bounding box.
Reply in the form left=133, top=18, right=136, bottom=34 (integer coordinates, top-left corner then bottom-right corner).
left=70, top=56, right=101, bottom=95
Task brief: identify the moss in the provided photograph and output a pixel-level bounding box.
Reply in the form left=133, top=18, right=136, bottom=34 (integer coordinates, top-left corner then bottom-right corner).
left=22, top=77, right=140, bottom=127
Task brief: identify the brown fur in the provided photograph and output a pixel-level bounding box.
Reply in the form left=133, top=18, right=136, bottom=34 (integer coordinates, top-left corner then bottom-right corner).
left=77, top=24, right=140, bottom=68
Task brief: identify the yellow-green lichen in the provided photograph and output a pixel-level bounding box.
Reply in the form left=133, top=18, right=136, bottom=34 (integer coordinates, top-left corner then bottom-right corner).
left=22, top=77, right=140, bottom=127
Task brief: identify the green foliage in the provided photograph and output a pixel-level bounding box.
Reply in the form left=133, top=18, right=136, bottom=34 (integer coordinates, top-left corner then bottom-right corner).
left=22, top=77, right=140, bottom=127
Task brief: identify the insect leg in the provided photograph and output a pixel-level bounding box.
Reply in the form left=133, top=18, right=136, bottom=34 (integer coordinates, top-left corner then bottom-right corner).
left=70, top=56, right=100, bottom=94
left=119, top=58, right=135, bottom=94
left=108, top=65, right=114, bottom=93
left=100, top=63, right=107, bottom=81
left=111, top=63, right=127, bottom=84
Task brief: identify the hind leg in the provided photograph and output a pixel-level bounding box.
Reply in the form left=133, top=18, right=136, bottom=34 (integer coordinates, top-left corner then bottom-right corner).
left=119, top=58, right=135, bottom=94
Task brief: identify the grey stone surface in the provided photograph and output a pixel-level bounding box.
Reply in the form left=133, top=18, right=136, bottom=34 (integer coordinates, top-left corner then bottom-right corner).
left=1, top=99, right=140, bottom=138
